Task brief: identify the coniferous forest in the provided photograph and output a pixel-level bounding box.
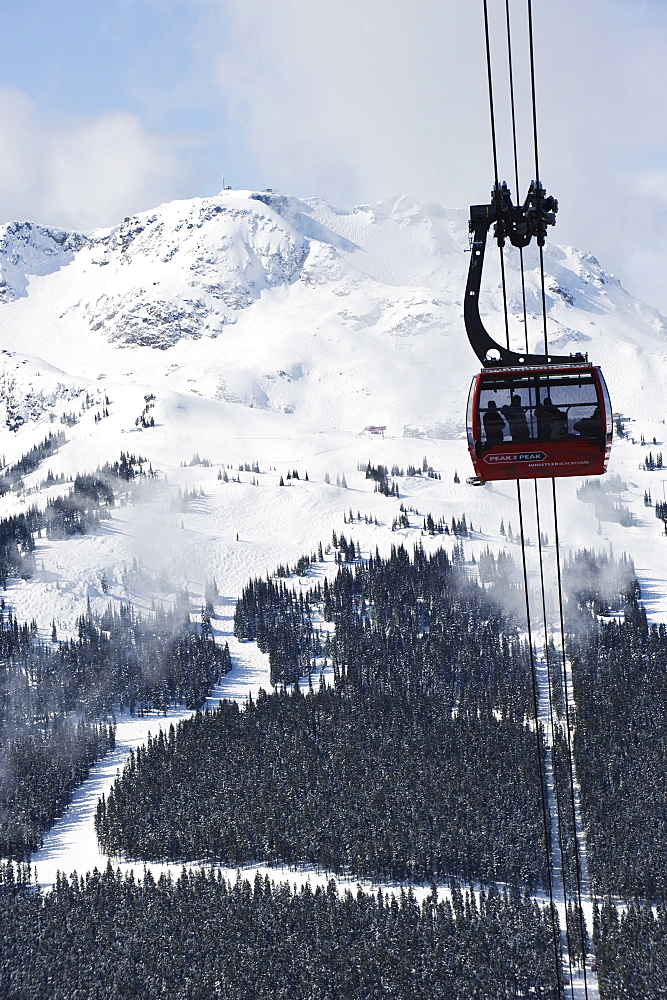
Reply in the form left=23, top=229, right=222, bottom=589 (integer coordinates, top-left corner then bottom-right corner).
left=96, top=544, right=549, bottom=888
left=593, top=898, right=667, bottom=1000
left=568, top=598, right=667, bottom=901
left=91, top=539, right=667, bottom=996
left=0, top=448, right=149, bottom=586
left=0, top=861, right=562, bottom=1000
left=1, top=508, right=667, bottom=996
left=96, top=689, right=545, bottom=886
left=558, top=548, right=667, bottom=903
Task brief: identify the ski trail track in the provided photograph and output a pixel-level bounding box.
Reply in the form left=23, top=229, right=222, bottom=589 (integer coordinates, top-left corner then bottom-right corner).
left=32, top=631, right=273, bottom=890
left=536, top=655, right=599, bottom=1000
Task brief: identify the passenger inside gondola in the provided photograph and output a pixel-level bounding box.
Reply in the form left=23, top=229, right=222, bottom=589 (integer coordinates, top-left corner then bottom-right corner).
left=501, top=394, right=530, bottom=442
left=574, top=406, right=602, bottom=438
left=535, top=397, right=568, bottom=440
left=482, top=400, right=506, bottom=443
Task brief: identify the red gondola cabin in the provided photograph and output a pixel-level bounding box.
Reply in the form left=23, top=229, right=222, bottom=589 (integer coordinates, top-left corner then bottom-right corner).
left=467, top=364, right=612, bottom=482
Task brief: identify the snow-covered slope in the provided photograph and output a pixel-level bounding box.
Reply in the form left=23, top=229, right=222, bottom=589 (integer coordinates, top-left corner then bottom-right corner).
left=0, top=188, right=663, bottom=675
left=0, top=221, right=86, bottom=303
left=1, top=186, right=667, bottom=630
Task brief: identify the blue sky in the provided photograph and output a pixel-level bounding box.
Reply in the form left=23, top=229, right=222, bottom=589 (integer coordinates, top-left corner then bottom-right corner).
left=0, top=1, right=243, bottom=200
left=1, top=0, right=667, bottom=312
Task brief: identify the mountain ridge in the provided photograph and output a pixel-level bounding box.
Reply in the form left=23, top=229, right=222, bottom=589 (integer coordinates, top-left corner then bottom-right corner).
left=0, top=188, right=665, bottom=449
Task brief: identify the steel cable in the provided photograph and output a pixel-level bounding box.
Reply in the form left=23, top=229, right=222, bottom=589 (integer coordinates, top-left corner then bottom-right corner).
left=483, top=0, right=562, bottom=981
left=505, top=0, right=577, bottom=989
left=526, top=0, right=591, bottom=990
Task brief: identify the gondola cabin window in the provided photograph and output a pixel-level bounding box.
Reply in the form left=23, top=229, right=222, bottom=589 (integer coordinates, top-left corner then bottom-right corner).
left=478, top=371, right=599, bottom=445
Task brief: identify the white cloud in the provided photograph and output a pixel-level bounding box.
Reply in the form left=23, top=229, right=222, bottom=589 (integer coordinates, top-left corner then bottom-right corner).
left=634, top=170, right=667, bottom=202
left=197, top=0, right=667, bottom=311
left=0, top=89, right=193, bottom=230
left=210, top=0, right=489, bottom=207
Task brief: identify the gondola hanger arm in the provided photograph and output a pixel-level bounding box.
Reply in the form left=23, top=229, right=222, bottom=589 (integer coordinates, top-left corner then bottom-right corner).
left=464, top=180, right=586, bottom=368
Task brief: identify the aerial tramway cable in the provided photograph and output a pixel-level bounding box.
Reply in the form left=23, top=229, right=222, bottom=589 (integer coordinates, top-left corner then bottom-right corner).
left=481, top=2, right=593, bottom=995
left=502, top=12, right=581, bottom=979
left=526, top=0, right=554, bottom=361
left=524, top=0, right=591, bottom=989
left=481, top=0, right=562, bottom=986
left=503, top=10, right=578, bottom=977
left=482, top=0, right=512, bottom=351
left=514, top=480, right=562, bottom=980
left=502, top=0, right=530, bottom=357
left=551, top=479, right=591, bottom=998
left=504, top=1, right=588, bottom=992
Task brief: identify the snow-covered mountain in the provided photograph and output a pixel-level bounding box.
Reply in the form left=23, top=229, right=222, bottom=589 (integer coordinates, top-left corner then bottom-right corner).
left=2, top=185, right=667, bottom=620
left=1, top=188, right=666, bottom=449
left=1, top=182, right=666, bottom=682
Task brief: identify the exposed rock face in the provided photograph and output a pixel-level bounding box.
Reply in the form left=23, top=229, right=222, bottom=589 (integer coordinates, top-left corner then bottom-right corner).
left=75, top=198, right=313, bottom=348
left=0, top=222, right=87, bottom=303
